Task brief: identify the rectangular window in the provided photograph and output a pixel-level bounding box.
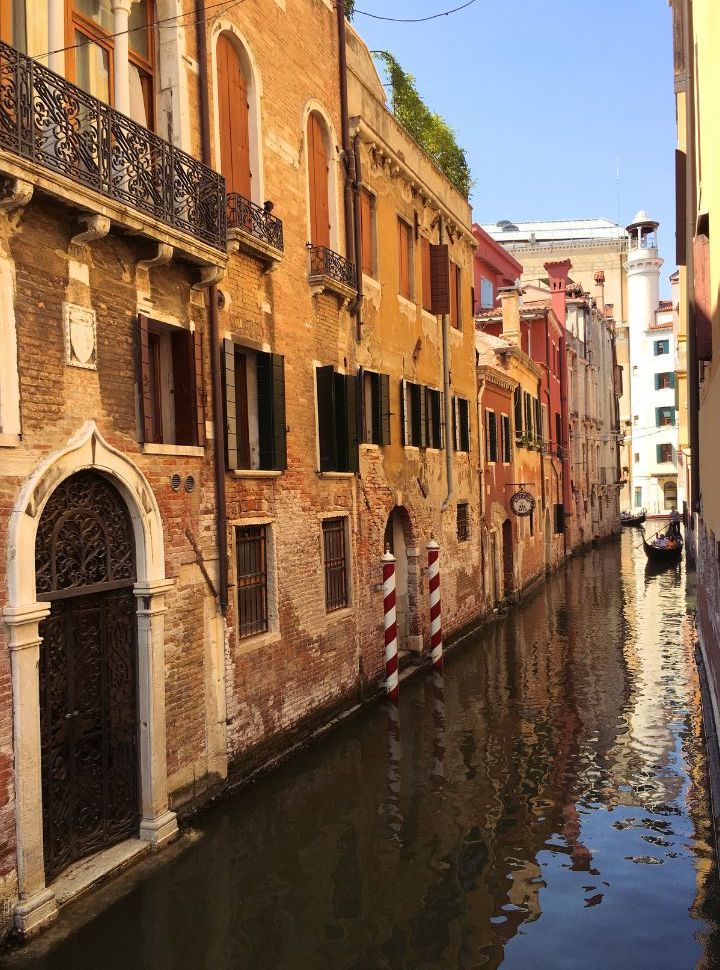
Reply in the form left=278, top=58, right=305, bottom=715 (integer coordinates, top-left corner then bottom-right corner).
left=360, top=188, right=375, bottom=277
left=235, top=525, right=268, bottom=639
left=401, top=380, right=424, bottom=447
left=453, top=397, right=470, bottom=452
left=480, top=276, right=494, bottom=309
left=457, top=502, right=469, bottom=542
left=634, top=452, right=640, bottom=462
left=654, top=339, right=670, bottom=355
left=449, top=262, right=462, bottom=329
left=421, top=236, right=432, bottom=312
left=654, top=372, right=676, bottom=390
left=223, top=340, right=287, bottom=471
left=485, top=409, right=498, bottom=463
left=656, top=406, right=675, bottom=427
left=138, top=315, right=203, bottom=447
left=514, top=386, right=523, bottom=440
left=555, top=413, right=561, bottom=455
left=657, top=443, right=674, bottom=463
left=323, top=518, right=349, bottom=612
left=553, top=503, right=565, bottom=534
left=635, top=486, right=643, bottom=507
left=397, top=217, right=413, bottom=299
left=425, top=387, right=443, bottom=448
left=316, top=367, right=359, bottom=473
left=501, top=414, right=511, bottom=462
left=361, top=370, right=391, bottom=445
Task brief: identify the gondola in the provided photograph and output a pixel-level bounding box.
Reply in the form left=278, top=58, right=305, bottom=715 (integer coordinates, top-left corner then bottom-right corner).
left=641, top=526, right=683, bottom=563
left=621, top=509, right=646, bottom=527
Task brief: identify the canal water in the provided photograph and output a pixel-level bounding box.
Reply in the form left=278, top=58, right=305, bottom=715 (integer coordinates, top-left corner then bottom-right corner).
left=6, top=533, right=720, bottom=969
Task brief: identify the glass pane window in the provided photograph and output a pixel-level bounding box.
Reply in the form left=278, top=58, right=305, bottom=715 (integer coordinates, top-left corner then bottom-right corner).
left=128, top=0, right=149, bottom=58
left=235, top=525, right=268, bottom=638
left=480, top=276, right=494, bottom=309
left=74, top=32, right=111, bottom=103
left=75, top=0, right=114, bottom=34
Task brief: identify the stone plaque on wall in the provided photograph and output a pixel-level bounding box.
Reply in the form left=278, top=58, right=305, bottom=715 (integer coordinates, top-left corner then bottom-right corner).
left=63, top=302, right=97, bottom=370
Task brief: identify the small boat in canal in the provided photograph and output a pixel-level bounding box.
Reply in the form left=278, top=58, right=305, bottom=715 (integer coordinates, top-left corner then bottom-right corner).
left=641, top=526, right=683, bottom=564
left=621, top=509, right=647, bottom=527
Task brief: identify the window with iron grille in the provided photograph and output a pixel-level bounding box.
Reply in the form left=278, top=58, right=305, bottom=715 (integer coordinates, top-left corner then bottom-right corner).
left=323, top=518, right=349, bottom=612
left=235, top=525, right=268, bottom=638
left=457, top=502, right=469, bottom=542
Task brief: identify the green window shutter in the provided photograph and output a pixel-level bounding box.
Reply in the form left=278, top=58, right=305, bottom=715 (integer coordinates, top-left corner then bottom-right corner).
left=655, top=407, right=661, bottom=426
left=419, top=384, right=427, bottom=448
left=400, top=379, right=408, bottom=445
left=257, top=352, right=287, bottom=471
left=136, top=314, right=153, bottom=444
left=656, top=443, right=662, bottom=463
left=439, top=391, right=445, bottom=449
left=370, top=372, right=382, bottom=445
left=654, top=373, right=660, bottom=390
left=379, top=373, right=391, bottom=445
left=223, top=338, right=238, bottom=470
left=316, top=365, right=337, bottom=471
left=459, top=398, right=470, bottom=452
left=488, top=411, right=497, bottom=462
left=345, top=373, right=359, bottom=473
left=670, top=372, right=676, bottom=389
left=452, top=396, right=458, bottom=450
left=514, top=386, right=522, bottom=437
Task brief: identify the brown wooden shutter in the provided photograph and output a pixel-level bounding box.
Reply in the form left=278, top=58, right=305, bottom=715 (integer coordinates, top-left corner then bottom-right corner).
left=223, top=338, right=238, bottom=470
left=235, top=351, right=251, bottom=467
left=421, top=236, right=432, bottom=311
left=430, top=244, right=450, bottom=315
left=193, top=328, right=204, bottom=447
left=379, top=372, right=391, bottom=445
left=360, top=190, right=373, bottom=276
left=317, top=365, right=337, bottom=470
left=398, top=218, right=410, bottom=297
left=308, top=113, right=330, bottom=247
left=449, top=262, right=458, bottom=327
left=170, top=328, right=197, bottom=446
left=217, top=34, right=251, bottom=198
left=675, top=149, right=687, bottom=267
left=694, top=233, right=713, bottom=361
left=137, top=313, right=154, bottom=444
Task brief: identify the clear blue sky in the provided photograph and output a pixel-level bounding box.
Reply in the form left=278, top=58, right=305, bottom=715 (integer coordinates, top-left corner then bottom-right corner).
left=351, top=0, right=676, bottom=295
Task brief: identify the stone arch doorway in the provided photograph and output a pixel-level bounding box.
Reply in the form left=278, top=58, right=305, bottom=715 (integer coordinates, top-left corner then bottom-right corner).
left=502, top=519, right=514, bottom=597
left=384, top=507, right=418, bottom=652
left=4, top=423, right=177, bottom=933
left=36, top=471, right=139, bottom=881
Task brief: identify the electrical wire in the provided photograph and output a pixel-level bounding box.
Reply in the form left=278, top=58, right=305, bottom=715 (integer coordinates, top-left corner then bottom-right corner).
left=348, top=0, right=478, bottom=23
left=37, top=0, right=247, bottom=61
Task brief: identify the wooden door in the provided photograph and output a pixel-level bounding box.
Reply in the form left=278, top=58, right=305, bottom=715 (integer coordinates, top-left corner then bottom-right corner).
left=307, top=111, right=330, bottom=247
left=216, top=33, right=251, bottom=198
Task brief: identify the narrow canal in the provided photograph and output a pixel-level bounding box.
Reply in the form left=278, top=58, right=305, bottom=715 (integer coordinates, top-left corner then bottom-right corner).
left=7, top=533, right=720, bottom=969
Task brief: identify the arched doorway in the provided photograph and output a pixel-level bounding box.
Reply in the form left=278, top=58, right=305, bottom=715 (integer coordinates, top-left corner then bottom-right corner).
left=502, top=519, right=514, bottom=597
left=663, top=481, right=678, bottom=510
left=36, top=471, right=139, bottom=881
left=384, top=507, right=415, bottom=651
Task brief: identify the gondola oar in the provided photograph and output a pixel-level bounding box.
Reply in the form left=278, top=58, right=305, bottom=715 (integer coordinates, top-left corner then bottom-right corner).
left=635, top=523, right=664, bottom=550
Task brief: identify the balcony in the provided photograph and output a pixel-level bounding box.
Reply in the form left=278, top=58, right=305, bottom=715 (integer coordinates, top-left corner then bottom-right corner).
left=307, top=245, right=357, bottom=302
left=227, top=193, right=283, bottom=267
left=0, top=41, right=226, bottom=260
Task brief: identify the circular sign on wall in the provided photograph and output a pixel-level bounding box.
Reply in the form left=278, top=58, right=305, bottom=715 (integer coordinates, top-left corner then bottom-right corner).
left=510, top=490, right=536, bottom=517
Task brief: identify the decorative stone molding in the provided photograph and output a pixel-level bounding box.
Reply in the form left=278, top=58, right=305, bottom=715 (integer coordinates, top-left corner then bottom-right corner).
left=70, top=213, right=110, bottom=248
left=63, top=302, right=97, bottom=370
left=0, top=177, right=33, bottom=212
left=192, top=263, right=225, bottom=291
left=137, top=243, right=174, bottom=274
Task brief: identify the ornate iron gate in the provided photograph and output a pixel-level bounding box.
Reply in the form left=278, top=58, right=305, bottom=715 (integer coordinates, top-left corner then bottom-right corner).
left=35, top=472, right=139, bottom=881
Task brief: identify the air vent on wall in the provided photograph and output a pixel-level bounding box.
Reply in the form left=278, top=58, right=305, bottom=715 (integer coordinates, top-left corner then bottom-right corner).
left=170, top=473, right=182, bottom=491
left=185, top=475, right=196, bottom=493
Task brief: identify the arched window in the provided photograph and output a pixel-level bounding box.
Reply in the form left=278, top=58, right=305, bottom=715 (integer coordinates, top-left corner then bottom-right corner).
left=307, top=110, right=331, bottom=248
left=663, top=481, right=677, bottom=510
left=216, top=32, right=252, bottom=199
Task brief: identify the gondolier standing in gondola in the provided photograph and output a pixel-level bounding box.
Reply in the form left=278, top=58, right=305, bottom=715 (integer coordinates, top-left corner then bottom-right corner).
left=669, top=506, right=681, bottom=538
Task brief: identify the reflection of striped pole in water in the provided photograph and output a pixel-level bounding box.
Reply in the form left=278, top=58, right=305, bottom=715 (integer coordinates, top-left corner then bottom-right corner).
left=383, top=549, right=399, bottom=701
left=427, top=539, right=443, bottom=670
left=385, top=700, right=402, bottom=838
left=431, top=668, right=446, bottom=779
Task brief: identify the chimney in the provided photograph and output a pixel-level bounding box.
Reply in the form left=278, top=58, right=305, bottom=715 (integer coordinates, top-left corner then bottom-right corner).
left=594, top=269, right=605, bottom=313
left=498, top=284, right=521, bottom=345
left=544, top=259, right=571, bottom=326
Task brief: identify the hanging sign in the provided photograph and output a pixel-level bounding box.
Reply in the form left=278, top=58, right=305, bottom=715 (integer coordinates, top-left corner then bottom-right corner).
left=510, top=490, right=536, bottom=517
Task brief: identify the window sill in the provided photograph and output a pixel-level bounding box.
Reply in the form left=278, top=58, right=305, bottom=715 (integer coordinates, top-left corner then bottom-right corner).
left=142, top=443, right=205, bottom=457
left=360, top=442, right=381, bottom=451
left=0, top=433, right=20, bottom=448
left=397, top=293, right=417, bottom=311
left=317, top=471, right=355, bottom=479
left=234, top=629, right=282, bottom=657
left=231, top=469, right=283, bottom=479
left=325, top=605, right=354, bottom=622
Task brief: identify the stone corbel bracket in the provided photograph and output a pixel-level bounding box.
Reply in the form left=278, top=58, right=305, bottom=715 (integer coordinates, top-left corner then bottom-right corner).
left=137, top=243, right=174, bottom=275
left=192, top=264, right=225, bottom=291
left=70, top=213, right=111, bottom=248
left=0, top=177, right=33, bottom=213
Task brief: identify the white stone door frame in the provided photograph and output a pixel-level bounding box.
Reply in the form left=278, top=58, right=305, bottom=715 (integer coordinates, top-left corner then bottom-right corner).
left=2, top=421, right=177, bottom=934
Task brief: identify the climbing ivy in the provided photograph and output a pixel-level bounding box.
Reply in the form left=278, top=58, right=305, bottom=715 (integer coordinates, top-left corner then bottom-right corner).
left=374, top=51, right=472, bottom=199
left=345, top=0, right=355, bottom=18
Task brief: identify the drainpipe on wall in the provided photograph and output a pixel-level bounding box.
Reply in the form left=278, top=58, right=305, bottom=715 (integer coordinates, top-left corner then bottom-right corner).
left=336, top=2, right=356, bottom=268
left=195, top=0, right=228, bottom=612
left=351, top=132, right=364, bottom=341
left=439, top=215, right=454, bottom=513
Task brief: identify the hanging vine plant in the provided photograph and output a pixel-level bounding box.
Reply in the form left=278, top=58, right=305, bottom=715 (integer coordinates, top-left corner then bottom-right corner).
left=374, top=51, right=472, bottom=199
left=345, top=0, right=355, bottom=17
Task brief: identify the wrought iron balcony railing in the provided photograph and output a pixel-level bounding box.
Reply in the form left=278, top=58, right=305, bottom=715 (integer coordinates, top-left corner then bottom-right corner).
left=226, top=193, right=283, bottom=253
left=0, top=41, right=226, bottom=250
left=308, top=245, right=357, bottom=290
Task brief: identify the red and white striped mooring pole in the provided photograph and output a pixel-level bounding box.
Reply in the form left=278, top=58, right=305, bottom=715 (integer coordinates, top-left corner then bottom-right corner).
left=427, top=538, right=443, bottom=671
left=382, top=548, right=399, bottom=701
